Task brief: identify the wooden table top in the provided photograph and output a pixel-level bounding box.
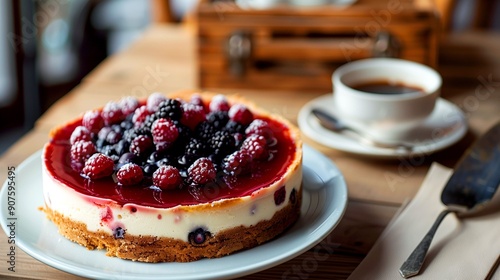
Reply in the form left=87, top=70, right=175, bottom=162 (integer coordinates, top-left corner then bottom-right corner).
left=0, top=24, right=499, bottom=279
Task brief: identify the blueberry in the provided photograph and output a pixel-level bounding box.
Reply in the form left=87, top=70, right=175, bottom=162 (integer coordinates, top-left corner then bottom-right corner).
left=274, top=186, right=286, bottom=206
left=289, top=188, right=297, bottom=204
left=188, top=228, right=211, bottom=245
left=113, top=227, right=125, bottom=239
left=143, top=164, right=158, bottom=176
left=119, top=152, right=137, bottom=164
left=115, top=139, right=129, bottom=155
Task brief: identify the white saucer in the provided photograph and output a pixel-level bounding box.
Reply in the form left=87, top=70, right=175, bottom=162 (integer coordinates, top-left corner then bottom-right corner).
left=0, top=146, right=347, bottom=280
left=298, top=94, right=468, bottom=158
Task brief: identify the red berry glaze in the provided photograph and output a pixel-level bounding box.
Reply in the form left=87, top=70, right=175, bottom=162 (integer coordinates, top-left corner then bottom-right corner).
left=116, top=163, right=144, bottom=186
left=188, top=157, right=216, bottom=185
left=82, top=153, right=114, bottom=179
left=153, top=165, right=182, bottom=190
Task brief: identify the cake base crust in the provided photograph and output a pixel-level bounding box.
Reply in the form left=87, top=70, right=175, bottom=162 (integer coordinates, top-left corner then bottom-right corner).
left=42, top=186, right=302, bottom=263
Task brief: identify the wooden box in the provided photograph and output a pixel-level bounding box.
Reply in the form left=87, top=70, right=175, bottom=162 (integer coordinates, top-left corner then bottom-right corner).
left=195, top=0, right=440, bottom=92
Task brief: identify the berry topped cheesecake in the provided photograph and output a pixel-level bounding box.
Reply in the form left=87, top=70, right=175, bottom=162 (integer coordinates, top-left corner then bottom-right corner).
left=42, top=91, right=302, bottom=262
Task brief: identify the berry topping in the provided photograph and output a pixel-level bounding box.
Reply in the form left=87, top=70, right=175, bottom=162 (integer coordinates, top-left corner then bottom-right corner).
left=185, top=138, right=208, bottom=159
left=188, top=228, right=211, bottom=245
left=119, top=97, right=139, bottom=115
left=228, top=104, right=253, bottom=125
left=151, top=118, right=179, bottom=145
left=240, top=134, right=267, bottom=160
left=153, top=165, right=182, bottom=190
left=245, top=119, right=273, bottom=139
left=71, top=140, right=96, bottom=163
left=82, top=153, right=114, bottom=179
left=70, top=126, right=92, bottom=145
left=82, top=110, right=104, bottom=133
left=181, top=103, right=205, bottom=130
left=147, top=92, right=166, bottom=112
left=102, top=101, right=125, bottom=126
left=129, top=135, right=153, bottom=157
left=206, top=111, right=229, bottom=129
left=190, top=94, right=205, bottom=108
left=209, top=94, right=230, bottom=112
left=274, top=186, right=286, bottom=206
left=188, top=157, right=216, bottom=185
left=117, top=163, right=144, bottom=186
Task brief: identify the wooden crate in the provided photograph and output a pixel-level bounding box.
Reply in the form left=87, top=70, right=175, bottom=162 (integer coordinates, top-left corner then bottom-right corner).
left=195, top=0, right=440, bottom=92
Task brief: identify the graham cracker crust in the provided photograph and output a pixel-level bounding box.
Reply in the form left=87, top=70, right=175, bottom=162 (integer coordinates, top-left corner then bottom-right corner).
left=42, top=188, right=302, bottom=263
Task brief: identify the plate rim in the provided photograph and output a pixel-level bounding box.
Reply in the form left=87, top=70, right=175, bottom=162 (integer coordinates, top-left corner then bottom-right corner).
left=298, top=94, right=468, bottom=158
left=0, top=145, right=348, bottom=280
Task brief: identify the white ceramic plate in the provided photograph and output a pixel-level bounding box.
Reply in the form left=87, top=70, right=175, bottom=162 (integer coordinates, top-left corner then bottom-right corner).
left=0, top=145, right=347, bottom=280
left=298, top=94, right=468, bottom=158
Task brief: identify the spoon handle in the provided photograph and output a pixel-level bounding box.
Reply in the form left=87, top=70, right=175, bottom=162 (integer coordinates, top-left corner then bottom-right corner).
left=399, top=209, right=454, bottom=278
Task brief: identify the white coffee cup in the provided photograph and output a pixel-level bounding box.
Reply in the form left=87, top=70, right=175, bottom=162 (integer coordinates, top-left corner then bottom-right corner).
left=332, top=58, right=442, bottom=142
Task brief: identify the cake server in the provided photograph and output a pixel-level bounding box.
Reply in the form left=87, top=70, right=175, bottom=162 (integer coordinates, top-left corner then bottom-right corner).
left=399, top=121, right=500, bottom=278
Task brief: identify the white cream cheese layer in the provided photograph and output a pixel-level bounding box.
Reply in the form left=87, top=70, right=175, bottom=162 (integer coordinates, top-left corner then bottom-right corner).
left=42, top=158, right=302, bottom=242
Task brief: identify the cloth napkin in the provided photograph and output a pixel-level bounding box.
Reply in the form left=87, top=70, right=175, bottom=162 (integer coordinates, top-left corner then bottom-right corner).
left=348, top=163, right=500, bottom=280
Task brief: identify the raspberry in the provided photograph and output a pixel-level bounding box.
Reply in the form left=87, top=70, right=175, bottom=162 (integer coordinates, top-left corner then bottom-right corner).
left=82, top=110, right=104, bottom=133
left=70, top=140, right=96, bottom=163
left=70, top=126, right=92, bottom=145
left=132, top=105, right=150, bottom=127
left=102, top=101, right=125, bottom=125
left=116, top=163, right=143, bottom=186
left=209, top=94, right=230, bottom=112
left=240, top=134, right=267, bottom=160
left=222, top=151, right=252, bottom=176
left=147, top=92, right=166, bottom=112
left=245, top=119, right=273, bottom=139
left=155, top=99, right=183, bottom=121
left=82, top=153, right=114, bottom=179
left=228, top=104, right=254, bottom=125
left=119, top=97, right=139, bottom=115
left=188, top=157, right=216, bottom=185
left=129, top=135, right=153, bottom=157
left=180, top=103, right=205, bottom=130
left=151, top=118, right=179, bottom=144
left=274, top=186, right=286, bottom=206
left=190, top=94, right=205, bottom=109
left=153, top=165, right=182, bottom=190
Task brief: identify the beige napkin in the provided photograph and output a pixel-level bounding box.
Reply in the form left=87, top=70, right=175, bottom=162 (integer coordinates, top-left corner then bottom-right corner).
left=348, top=163, right=500, bottom=280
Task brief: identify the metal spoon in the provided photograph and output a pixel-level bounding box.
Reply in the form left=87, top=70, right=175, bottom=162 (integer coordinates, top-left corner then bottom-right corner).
left=311, top=108, right=415, bottom=151
left=399, top=121, right=500, bottom=278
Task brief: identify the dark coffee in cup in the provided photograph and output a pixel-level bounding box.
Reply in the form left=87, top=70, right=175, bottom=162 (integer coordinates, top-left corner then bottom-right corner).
left=350, top=80, right=425, bottom=95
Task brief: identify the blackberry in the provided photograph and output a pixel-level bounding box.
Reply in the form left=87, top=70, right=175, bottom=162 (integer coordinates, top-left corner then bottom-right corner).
left=209, top=130, right=235, bottom=158
left=184, top=138, right=206, bottom=157
left=195, top=121, right=216, bottom=141
left=155, top=99, right=183, bottom=121
left=225, top=120, right=246, bottom=134
left=206, top=111, right=229, bottom=129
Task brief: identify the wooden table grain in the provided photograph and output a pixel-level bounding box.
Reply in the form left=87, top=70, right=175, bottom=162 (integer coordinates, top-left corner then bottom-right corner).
left=0, top=24, right=499, bottom=279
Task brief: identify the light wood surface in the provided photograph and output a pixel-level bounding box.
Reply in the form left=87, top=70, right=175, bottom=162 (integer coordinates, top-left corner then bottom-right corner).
left=0, top=23, right=499, bottom=279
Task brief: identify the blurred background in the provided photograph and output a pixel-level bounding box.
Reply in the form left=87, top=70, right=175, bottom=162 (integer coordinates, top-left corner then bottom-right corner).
left=1, top=0, right=499, bottom=156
